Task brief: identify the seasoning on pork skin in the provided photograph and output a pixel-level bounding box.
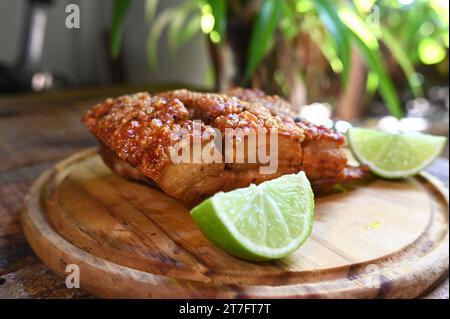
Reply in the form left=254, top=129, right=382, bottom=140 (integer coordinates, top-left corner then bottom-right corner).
left=82, top=88, right=367, bottom=206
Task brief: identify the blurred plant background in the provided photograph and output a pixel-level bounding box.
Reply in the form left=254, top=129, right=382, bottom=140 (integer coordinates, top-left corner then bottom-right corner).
left=0, top=0, right=448, bottom=137
left=110, top=0, right=448, bottom=134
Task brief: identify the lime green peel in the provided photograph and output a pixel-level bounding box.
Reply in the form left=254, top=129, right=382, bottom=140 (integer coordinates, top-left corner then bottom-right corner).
left=190, top=172, right=315, bottom=261
left=348, top=128, right=447, bottom=179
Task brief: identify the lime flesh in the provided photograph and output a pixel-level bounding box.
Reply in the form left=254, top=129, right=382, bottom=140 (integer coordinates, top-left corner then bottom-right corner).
left=348, top=128, right=447, bottom=179
left=190, top=172, right=315, bottom=261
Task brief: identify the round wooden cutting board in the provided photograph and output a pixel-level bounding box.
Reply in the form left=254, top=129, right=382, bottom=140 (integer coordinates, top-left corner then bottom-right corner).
left=22, top=148, right=449, bottom=298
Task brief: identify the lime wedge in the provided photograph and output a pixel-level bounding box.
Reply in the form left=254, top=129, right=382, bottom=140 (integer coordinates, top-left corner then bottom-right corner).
left=348, top=128, right=447, bottom=179
left=190, top=172, right=315, bottom=261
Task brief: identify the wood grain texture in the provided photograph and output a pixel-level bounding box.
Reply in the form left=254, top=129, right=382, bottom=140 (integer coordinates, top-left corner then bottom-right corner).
left=21, top=148, right=449, bottom=298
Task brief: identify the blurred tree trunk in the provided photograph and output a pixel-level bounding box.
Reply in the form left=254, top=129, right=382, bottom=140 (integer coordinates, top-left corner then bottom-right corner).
left=337, top=48, right=367, bottom=121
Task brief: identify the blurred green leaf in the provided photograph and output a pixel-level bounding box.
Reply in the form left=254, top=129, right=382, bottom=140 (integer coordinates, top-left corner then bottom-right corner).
left=303, top=13, right=344, bottom=74
left=205, top=0, right=227, bottom=41
left=295, top=0, right=314, bottom=13
left=366, top=70, right=379, bottom=95
left=429, top=0, right=449, bottom=28
left=426, top=4, right=449, bottom=47
left=380, top=26, right=423, bottom=97
left=349, top=29, right=403, bottom=118
left=353, top=0, right=376, bottom=14
left=314, top=0, right=351, bottom=86
left=309, top=25, right=344, bottom=74
left=168, top=12, right=187, bottom=51
left=167, top=1, right=198, bottom=51
left=146, top=8, right=176, bottom=68
left=339, top=7, right=403, bottom=118
left=147, top=1, right=200, bottom=67
left=110, top=0, right=132, bottom=59
left=339, top=6, right=378, bottom=49
left=145, top=0, right=159, bottom=21
left=362, top=47, right=402, bottom=118
left=383, top=1, right=449, bottom=65
left=178, top=14, right=202, bottom=47
left=244, top=0, right=284, bottom=82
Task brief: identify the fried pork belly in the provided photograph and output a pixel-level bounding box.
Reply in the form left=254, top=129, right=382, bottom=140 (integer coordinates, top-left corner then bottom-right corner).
left=82, top=89, right=366, bottom=206
left=225, top=88, right=366, bottom=187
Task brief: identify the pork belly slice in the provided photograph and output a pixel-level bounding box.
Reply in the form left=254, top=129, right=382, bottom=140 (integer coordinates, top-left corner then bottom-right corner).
left=225, top=88, right=366, bottom=185
left=83, top=89, right=367, bottom=206
left=99, top=144, right=301, bottom=206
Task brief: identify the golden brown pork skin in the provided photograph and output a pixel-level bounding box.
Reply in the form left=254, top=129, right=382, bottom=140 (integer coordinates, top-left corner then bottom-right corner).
left=82, top=89, right=366, bottom=206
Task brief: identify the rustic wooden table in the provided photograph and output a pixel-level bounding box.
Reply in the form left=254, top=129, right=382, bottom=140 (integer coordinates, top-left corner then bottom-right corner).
left=0, top=87, right=448, bottom=299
